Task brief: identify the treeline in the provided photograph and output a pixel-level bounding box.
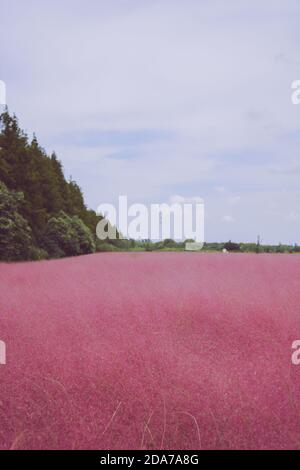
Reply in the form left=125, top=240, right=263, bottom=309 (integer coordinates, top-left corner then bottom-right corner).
left=203, top=241, right=300, bottom=253
left=0, top=109, right=109, bottom=261
left=111, top=239, right=300, bottom=253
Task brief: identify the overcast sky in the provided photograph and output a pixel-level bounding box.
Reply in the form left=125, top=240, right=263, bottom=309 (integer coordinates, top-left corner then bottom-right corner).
left=1, top=0, right=300, bottom=243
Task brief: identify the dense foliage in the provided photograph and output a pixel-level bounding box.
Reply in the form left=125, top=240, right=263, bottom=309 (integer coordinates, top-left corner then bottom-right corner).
left=0, top=110, right=100, bottom=261
left=0, top=181, right=35, bottom=260
left=43, top=211, right=95, bottom=258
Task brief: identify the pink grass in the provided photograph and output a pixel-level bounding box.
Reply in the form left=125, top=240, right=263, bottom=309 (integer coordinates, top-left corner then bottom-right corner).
left=0, top=252, right=300, bottom=449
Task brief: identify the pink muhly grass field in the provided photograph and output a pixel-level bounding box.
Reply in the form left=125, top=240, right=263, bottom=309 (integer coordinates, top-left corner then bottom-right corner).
left=0, top=252, right=300, bottom=449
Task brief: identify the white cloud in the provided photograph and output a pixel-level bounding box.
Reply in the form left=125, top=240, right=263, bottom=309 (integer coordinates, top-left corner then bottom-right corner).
left=214, top=186, right=226, bottom=193
left=227, top=196, right=241, bottom=205
left=287, top=211, right=300, bottom=221
left=222, top=215, right=234, bottom=223
left=169, top=195, right=204, bottom=204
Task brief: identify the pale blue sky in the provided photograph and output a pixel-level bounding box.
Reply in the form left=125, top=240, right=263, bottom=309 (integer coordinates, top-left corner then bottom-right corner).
left=1, top=0, right=300, bottom=243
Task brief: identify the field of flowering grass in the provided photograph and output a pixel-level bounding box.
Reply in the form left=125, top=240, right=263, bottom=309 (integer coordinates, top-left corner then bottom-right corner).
left=0, top=252, right=300, bottom=449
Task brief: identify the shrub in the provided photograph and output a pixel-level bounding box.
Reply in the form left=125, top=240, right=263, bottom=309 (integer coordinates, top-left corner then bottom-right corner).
left=0, top=181, right=35, bottom=261
left=224, top=240, right=241, bottom=252
left=163, top=239, right=178, bottom=248
left=96, top=242, right=119, bottom=252
left=71, top=215, right=96, bottom=254
left=43, top=211, right=95, bottom=258
left=28, top=247, right=49, bottom=261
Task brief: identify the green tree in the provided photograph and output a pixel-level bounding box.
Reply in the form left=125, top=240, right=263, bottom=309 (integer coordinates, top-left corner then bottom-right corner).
left=0, top=181, right=35, bottom=260
left=224, top=240, right=241, bottom=252
left=0, top=110, right=29, bottom=190
left=42, top=211, right=95, bottom=258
